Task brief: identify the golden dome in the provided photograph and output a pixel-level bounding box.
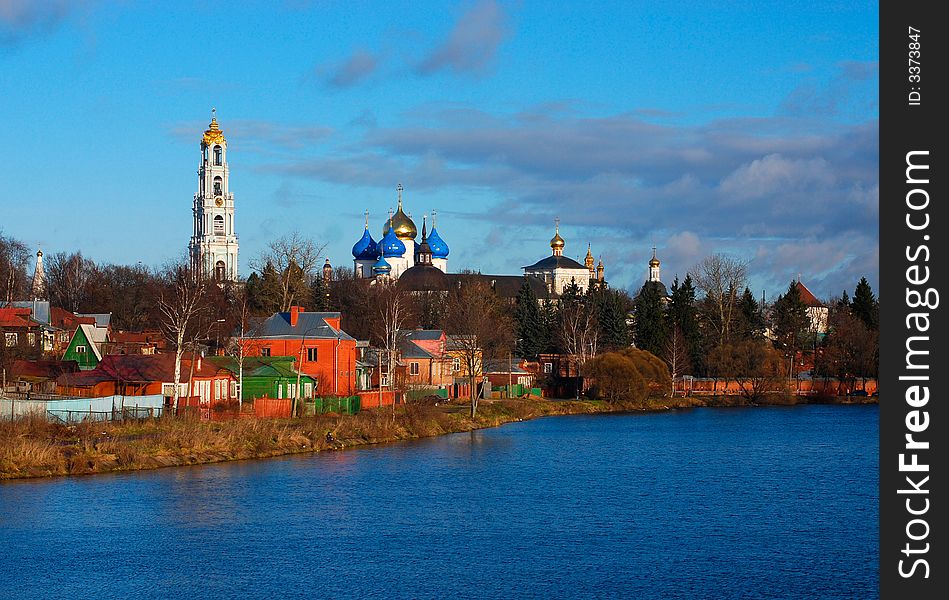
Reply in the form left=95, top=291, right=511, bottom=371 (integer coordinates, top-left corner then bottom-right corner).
left=649, top=257, right=660, bottom=267
left=550, top=232, right=564, bottom=249
left=202, top=112, right=226, bottom=146
left=382, top=184, right=417, bottom=240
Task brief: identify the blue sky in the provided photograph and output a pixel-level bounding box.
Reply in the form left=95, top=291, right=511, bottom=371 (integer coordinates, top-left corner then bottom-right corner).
left=0, top=0, right=878, bottom=300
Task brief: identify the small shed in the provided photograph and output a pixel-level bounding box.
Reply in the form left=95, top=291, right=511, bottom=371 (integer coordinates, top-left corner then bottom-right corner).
left=207, top=356, right=317, bottom=402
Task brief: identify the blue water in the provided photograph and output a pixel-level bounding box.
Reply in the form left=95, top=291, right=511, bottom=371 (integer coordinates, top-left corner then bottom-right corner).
left=0, top=405, right=878, bottom=599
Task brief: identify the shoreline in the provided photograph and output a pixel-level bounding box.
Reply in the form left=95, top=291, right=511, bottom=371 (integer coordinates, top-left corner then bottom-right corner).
left=0, top=395, right=877, bottom=482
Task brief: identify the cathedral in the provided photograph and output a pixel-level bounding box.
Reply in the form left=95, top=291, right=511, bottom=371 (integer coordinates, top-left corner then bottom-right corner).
left=189, top=111, right=239, bottom=281
left=348, top=187, right=605, bottom=298
left=351, top=184, right=450, bottom=280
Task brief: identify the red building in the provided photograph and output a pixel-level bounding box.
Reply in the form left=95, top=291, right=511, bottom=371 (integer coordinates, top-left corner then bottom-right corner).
left=241, top=307, right=358, bottom=396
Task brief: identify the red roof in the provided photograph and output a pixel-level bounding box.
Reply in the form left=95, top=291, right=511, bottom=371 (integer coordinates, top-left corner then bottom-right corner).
left=49, top=307, right=96, bottom=330
left=0, top=308, right=39, bottom=329
left=11, top=360, right=80, bottom=380
left=58, top=354, right=233, bottom=387
left=795, top=281, right=824, bottom=307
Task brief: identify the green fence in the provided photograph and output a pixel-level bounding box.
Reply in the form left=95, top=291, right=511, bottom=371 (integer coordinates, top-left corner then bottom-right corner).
left=490, top=384, right=542, bottom=398
left=305, top=396, right=361, bottom=416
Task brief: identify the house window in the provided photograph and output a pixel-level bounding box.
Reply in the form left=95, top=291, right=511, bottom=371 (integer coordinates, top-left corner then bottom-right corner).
left=381, top=375, right=389, bottom=387
left=307, top=347, right=318, bottom=362
left=27, top=333, right=36, bottom=346
left=5, top=333, right=17, bottom=347
left=261, top=347, right=271, bottom=357
left=543, top=362, right=553, bottom=374
left=410, top=362, right=420, bottom=376
left=75, top=345, right=86, bottom=354
left=230, top=382, right=238, bottom=398
left=303, top=382, right=313, bottom=398
left=452, top=357, right=461, bottom=372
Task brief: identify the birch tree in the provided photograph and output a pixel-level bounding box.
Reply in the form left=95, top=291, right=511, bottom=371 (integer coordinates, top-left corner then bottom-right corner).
left=158, top=265, right=208, bottom=413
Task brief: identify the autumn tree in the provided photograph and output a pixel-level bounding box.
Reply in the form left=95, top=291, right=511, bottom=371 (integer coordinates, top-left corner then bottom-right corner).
left=821, top=307, right=878, bottom=392
left=708, top=339, right=786, bottom=401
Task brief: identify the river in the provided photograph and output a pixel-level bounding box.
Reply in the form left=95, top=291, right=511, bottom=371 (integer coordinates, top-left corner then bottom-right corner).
left=0, top=405, right=878, bottom=599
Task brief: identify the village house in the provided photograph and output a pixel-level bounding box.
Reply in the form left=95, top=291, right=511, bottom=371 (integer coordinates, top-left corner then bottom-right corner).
left=240, top=307, right=358, bottom=396
left=207, top=355, right=316, bottom=403
left=56, top=354, right=236, bottom=410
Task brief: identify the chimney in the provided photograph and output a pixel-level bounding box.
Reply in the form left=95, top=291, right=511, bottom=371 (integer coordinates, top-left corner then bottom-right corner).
left=290, top=306, right=301, bottom=327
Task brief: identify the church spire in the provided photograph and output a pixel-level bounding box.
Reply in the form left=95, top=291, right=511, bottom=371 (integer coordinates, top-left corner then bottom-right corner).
left=31, top=248, right=46, bottom=300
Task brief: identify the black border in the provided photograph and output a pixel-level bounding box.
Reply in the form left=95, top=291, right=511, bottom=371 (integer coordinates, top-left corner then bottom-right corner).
left=880, top=3, right=944, bottom=597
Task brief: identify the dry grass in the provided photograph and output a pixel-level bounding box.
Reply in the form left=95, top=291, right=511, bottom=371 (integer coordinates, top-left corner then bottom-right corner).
left=2, top=393, right=863, bottom=480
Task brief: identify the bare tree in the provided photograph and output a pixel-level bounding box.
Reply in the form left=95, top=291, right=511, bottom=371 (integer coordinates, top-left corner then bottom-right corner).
left=0, top=232, right=29, bottom=305
left=44, top=251, right=97, bottom=313
left=157, top=264, right=209, bottom=413
left=558, top=299, right=599, bottom=398
left=250, top=232, right=325, bottom=312
left=365, top=280, right=412, bottom=418
left=690, top=254, right=748, bottom=346
left=663, top=325, right=691, bottom=396
left=443, top=278, right=513, bottom=417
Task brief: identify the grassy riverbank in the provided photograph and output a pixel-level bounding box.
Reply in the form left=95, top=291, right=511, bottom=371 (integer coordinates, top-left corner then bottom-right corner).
left=0, top=394, right=875, bottom=481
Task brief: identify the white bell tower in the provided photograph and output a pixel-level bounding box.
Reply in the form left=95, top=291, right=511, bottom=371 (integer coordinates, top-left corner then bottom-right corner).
left=189, top=109, right=239, bottom=281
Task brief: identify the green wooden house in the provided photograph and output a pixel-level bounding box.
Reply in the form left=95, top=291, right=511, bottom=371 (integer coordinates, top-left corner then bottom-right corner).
left=62, top=324, right=107, bottom=370
left=207, top=356, right=316, bottom=402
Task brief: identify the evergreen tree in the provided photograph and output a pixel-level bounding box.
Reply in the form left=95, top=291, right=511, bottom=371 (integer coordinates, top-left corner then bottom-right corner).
left=633, top=281, right=667, bottom=357
left=589, top=287, right=630, bottom=351
left=735, top=287, right=765, bottom=340
left=309, top=273, right=330, bottom=311
left=666, top=275, right=703, bottom=375
left=851, top=277, right=879, bottom=331
left=513, top=279, right=547, bottom=358
left=771, top=281, right=810, bottom=376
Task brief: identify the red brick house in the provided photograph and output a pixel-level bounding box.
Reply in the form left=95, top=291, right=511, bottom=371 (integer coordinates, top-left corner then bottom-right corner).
left=241, top=307, right=358, bottom=396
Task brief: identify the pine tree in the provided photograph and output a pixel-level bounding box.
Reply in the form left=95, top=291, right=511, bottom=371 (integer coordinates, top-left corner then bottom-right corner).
left=589, top=287, right=630, bottom=351
left=634, top=281, right=667, bottom=357
left=771, top=281, right=810, bottom=376
left=666, top=275, right=703, bottom=375
left=851, top=277, right=879, bottom=331
left=513, top=279, right=547, bottom=358
left=735, top=287, right=764, bottom=340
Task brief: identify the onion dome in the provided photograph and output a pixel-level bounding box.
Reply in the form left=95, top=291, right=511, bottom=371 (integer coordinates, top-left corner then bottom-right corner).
left=372, top=253, right=392, bottom=275
left=380, top=226, right=406, bottom=258
left=351, top=211, right=378, bottom=260
left=649, top=247, right=660, bottom=267
left=550, top=217, right=565, bottom=256
left=427, top=210, right=449, bottom=259
left=382, top=184, right=417, bottom=240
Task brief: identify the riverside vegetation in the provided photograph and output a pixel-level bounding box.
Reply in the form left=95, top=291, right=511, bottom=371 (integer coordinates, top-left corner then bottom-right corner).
left=0, top=392, right=874, bottom=481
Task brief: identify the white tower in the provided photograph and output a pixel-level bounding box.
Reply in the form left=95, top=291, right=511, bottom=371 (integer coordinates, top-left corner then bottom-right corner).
left=189, top=109, right=239, bottom=281
left=648, top=247, right=661, bottom=283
